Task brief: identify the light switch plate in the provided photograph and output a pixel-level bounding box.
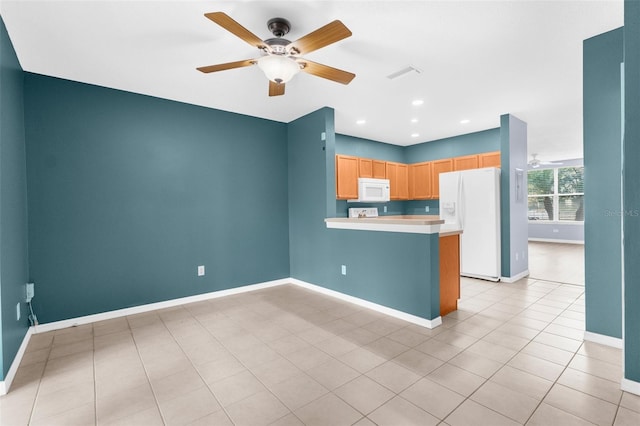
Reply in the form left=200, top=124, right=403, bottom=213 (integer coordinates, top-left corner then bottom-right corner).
left=197, top=265, right=205, bottom=276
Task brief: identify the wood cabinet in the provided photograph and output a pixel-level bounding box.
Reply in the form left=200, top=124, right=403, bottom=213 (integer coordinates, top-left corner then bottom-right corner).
left=359, top=158, right=386, bottom=178
left=453, top=154, right=479, bottom=171
left=372, top=160, right=386, bottom=178
left=440, top=234, right=461, bottom=316
left=479, top=151, right=501, bottom=168
left=430, top=158, right=453, bottom=199
left=337, top=151, right=499, bottom=200
left=386, top=161, right=409, bottom=200
left=409, top=162, right=432, bottom=200
left=335, top=155, right=359, bottom=200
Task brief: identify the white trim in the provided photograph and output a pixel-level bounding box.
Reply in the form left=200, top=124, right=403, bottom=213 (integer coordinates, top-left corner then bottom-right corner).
left=584, top=331, right=623, bottom=349
left=0, top=327, right=34, bottom=396
left=500, top=269, right=530, bottom=283
left=34, top=278, right=289, bottom=334
left=290, top=278, right=442, bottom=329
left=621, top=378, right=640, bottom=396
left=528, top=238, right=584, bottom=245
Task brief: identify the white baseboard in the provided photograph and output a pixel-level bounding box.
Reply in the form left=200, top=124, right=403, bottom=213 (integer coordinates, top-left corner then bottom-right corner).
left=583, top=331, right=623, bottom=348
left=34, top=278, right=290, bottom=334
left=290, top=278, right=442, bottom=329
left=528, top=238, right=584, bottom=245
left=501, top=269, right=530, bottom=283
left=621, top=378, right=640, bottom=396
left=0, top=327, right=34, bottom=396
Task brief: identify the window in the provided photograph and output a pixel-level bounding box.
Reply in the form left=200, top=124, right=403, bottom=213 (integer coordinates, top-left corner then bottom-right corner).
left=528, top=166, right=584, bottom=222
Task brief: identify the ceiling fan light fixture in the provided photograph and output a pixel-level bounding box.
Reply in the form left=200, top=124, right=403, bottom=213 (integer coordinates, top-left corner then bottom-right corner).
left=257, top=55, right=300, bottom=84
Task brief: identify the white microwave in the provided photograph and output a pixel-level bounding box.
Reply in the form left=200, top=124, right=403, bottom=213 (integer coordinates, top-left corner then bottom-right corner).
left=348, top=178, right=391, bottom=203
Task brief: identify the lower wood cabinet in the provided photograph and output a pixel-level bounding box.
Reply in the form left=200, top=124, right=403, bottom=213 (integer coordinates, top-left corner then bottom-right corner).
left=440, top=234, right=461, bottom=316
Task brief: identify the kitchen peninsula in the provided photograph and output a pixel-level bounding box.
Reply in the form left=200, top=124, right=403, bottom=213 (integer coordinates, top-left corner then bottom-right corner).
left=324, top=215, right=461, bottom=328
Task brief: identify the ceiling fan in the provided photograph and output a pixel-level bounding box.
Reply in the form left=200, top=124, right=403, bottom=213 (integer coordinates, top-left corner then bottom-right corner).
left=197, top=12, right=356, bottom=96
left=529, top=154, right=563, bottom=168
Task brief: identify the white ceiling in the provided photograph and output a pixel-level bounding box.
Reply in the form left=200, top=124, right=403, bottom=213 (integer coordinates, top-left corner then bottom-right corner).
left=1, top=1, right=623, bottom=161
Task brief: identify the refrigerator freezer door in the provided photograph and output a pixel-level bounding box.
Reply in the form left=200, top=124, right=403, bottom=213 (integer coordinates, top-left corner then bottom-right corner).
left=459, top=168, right=501, bottom=281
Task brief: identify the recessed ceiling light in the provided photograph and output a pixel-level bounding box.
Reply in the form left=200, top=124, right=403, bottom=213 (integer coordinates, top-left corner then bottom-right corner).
left=356, top=119, right=366, bottom=125
left=411, top=133, right=420, bottom=138
left=411, top=118, right=419, bottom=123
left=460, top=119, right=470, bottom=124
left=411, top=99, right=424, bottom=106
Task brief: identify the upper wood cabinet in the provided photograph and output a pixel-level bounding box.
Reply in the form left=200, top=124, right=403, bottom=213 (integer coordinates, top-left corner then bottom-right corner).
left=372, top=160, right=386, bottom=179
left=479, top=151, right=501, bottom=168
left=386, top=161, right=409, bottom=200
left=409, top=162, right=432, bottom=200
left=431, top=158, right=453, bottom=199
left=453, top=155, right=479, bottom=171
left=358, top=158, right=386, bottom=179
left=335, top=155, right=359, bottom=200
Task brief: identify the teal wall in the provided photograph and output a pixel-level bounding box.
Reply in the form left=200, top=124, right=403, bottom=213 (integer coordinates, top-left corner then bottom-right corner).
left=336, top=134, right=405, bottom=162
left=405, top=128, right=500, bottom=163
left=623, top=0, right=640, bottom=382
left=24, top=74, right=290, bottom=323
left=583, top=27, right=623, bottom=339
left=288, top=109, right=440, bottom=320
left=500, top=114, right=529, bottom=278
left=288, top=108, right=334, bottom=284
left=0, top=17, right=30, bottom=381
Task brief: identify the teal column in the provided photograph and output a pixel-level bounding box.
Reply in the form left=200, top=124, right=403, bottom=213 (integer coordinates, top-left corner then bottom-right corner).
left=623, top=0, right=640, bottom=385
left=583, top=28, right=623, bottom=339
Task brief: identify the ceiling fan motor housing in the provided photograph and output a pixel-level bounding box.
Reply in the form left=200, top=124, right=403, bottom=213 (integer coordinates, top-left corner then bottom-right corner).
left=267, top=17, right=291, bottom=38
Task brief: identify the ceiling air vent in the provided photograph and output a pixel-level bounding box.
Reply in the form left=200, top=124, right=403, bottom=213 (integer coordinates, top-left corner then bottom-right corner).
left=386, top=65, right=422, bottom=80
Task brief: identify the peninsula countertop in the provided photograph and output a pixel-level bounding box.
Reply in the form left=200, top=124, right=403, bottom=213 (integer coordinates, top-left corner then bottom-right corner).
left=325, top=215, right=453, bottom=234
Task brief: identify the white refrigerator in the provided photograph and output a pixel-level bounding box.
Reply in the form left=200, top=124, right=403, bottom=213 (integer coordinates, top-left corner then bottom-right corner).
left=439, top=167, right=501, bottom=281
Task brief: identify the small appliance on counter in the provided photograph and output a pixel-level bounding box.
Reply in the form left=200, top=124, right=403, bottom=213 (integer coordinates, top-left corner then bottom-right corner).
left=348, top=207, right=379, bottom=218
left=348, top=178, right=390, bottom=203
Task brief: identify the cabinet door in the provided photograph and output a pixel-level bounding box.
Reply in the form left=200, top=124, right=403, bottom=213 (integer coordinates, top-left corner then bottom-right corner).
left=440, top=234, right=460, bottom=316
left=335, top=155, right=359, bottom=199
left=397, top=164, right=409, bottom=200
left=372, top=160, right=387, bottom=178
left=479, top=151, right=501, bottom=168
left=431, top=158, right=453, bottom=199
left=358, top=158, right=373, bottom=178
left=453, top=155, right=479, bottom=171
left=385, top=162, right=399, bottom=199
left=409, top=162, right=432, bottom=200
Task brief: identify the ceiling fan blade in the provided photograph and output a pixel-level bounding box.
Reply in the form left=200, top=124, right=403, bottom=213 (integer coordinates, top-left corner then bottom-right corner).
left=298, top=60, right=355, bottom=85
left=288, top=20, right=352, bottom=55
left=204, top=12, right=266, bottom=49
left=269, top=81, right=285, bottom=96
left=197, top=59, right=256, bottom=73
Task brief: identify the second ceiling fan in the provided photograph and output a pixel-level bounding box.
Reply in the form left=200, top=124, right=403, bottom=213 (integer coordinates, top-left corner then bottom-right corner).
left=197, top=12, right=356, bottom=96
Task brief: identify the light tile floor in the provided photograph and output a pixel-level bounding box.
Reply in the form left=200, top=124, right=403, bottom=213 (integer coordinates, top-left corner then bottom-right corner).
left=1, top=277, right=638, bottom=426
left=528, top=241, right=585, bottom=286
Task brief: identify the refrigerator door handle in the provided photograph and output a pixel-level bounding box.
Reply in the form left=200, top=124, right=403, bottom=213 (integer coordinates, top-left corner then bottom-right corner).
left=458, top=175, right=465, bottom=229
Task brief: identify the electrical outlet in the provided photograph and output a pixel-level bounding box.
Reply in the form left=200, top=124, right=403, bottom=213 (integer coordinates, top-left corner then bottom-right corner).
left=425, top=206, right=430, bottom=213
left=25, top=283, right=34, bottom=303
left=553, top=229, right=559, bottom=233
left=16, top=303, right=20, bottom=321
left=383, top=206, right=387, bottom=213
left=516, top=252, right=519, bottom=261
left=197, top=265, right=205, bottom=276
left=341, top=265, right=347, bottom=275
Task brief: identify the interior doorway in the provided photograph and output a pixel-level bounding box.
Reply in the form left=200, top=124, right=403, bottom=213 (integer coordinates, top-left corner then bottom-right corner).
left=528, top=241, right=584, bottom=285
